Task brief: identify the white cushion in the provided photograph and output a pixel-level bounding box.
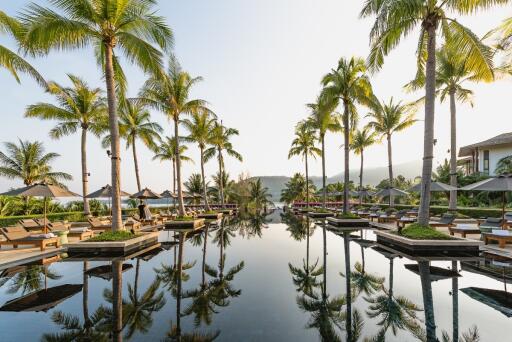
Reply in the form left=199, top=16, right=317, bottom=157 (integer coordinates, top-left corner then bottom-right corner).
left=70, top=227, right=90, bottom=233
left=31, top=233, right=56, bottom=238
left=492, top=229, right=511, bottom=236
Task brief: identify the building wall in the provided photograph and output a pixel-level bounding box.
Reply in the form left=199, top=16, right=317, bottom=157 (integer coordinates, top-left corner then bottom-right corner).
left=477, top=145, right=512, bottom=176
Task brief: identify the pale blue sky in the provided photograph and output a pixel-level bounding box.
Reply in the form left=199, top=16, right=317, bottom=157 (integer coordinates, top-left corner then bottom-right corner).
left=1, top=1, right=511, bottom=193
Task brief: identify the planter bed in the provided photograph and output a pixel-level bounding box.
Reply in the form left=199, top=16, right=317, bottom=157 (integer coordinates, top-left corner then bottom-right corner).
left=307, top=212, right=335, bottom=219
left=197, top=212, right=223, bottom=220
left=164, top=218, right=205, bottom=232
left=374, top=230, right=482, bottom=257
left=327, top=217, right=370, bottom=228
left=67, top=231, right=159, bottom=256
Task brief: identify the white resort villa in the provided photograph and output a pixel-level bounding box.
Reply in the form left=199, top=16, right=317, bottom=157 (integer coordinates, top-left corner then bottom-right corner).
left=459, top=132, right=512, bottom=176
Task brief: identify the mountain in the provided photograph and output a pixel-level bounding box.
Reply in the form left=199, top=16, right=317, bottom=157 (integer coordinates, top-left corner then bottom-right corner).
left=254, top=160, right=422, bottom=201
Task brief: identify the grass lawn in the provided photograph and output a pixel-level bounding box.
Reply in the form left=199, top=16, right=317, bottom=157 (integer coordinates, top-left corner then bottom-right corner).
left=393, top=223, right=456, bottom=240
left=86, top=231, right=140, bottom=242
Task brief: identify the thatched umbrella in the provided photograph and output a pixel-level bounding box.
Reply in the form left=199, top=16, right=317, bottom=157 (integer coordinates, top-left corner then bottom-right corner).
left=1, top=183, right=79, bottom=233
left=86, top=184, right=131, bottom=214
left=130, top=187, right=162, bottom=200
left=161, top=190, right=178, bottom=210
left=460, top=174, right=512, bottom=220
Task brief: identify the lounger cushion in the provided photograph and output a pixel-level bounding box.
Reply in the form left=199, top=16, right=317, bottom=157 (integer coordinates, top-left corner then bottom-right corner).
left=31, top=233, right=56, bottom=239
left=70, top=227, right=90, bottom=233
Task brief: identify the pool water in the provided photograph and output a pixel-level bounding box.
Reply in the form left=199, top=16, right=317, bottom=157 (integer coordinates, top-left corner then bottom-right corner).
left=0, top=210, right=511, bottom=341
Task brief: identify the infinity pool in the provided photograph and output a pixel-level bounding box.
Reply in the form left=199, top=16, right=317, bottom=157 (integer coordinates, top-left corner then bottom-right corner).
left=0, top=210, right=511, bottom=341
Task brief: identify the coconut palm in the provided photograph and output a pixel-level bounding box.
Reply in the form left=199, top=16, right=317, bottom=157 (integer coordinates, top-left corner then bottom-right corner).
left=182, top=109, right=216, bottom=210
left=361, top=0, right=500, bottom=226
left=289, top=258, right=324, bottom=298
left=321, top=56, right=374, bottom=214
left=248, top=179, right=272, bottom=210
left=280, top=173, right=317, bottom=204
left=305, top=98, right=340, bottom=209
left=288, top=121, right=321, bottom=209
left=139, top=57, right=208, bottom=216
left=4, top=265, right=61, bottom=295
left=350, top=126, right=377, bottom=204
left=22, top=0, right=173, bottom=230
left=25, top=74, right=107, bottom=215
left=366, top=98, right=416, bottom=207
left=153, top=136, right=192, bottom=194
left=204, top=122, right=243, bottom=208
left=0, top=139, right=72, bottom=188
left=121, top=276, right=166, bottom=339
left=409, top=44, right=493, bottom=211
left=185, top=173, right=204, bottom=205
left=104, top=99, right=162, bottom=192
left=365, top=257, right=422, bottom=339
left=0, top=11, right=44, bottom=85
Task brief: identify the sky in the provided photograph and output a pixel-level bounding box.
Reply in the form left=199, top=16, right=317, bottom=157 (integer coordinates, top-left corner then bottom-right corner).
left=0, top=0, right=511, bottom=193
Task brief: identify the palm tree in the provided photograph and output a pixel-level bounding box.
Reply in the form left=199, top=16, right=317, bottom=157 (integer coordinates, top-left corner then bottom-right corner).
left=0, top=139, right=72, bottom=188
left=0, top=11, right=44, bottom=85
left=365, top=256, right=422, bottom=339
left=139, top=57, right=208, bottom=216
left=104, top=99, right=162, bottom=192
left=205, top=122, right=243, bottom=208
left=305, top=97, right=339, bottom=209
left=409, top=45, right=493, bottom=211
left=248, top=179, right=272, bottom=210
left=350, top=126, right=377, bottom=204
left=361, top=0, right=500, bottom=226
left=321, top=56, right=374, bottom=214
left=182, top=110, right=216, bottom=210
left=185, top=173, right=204, bottom=204
left=23, top=0, right=173, bottom=230
left=280, top=173, right=317, bottom=204
left=366, top=98, right=416, bottom=206
left=25, top=74, right=107, bottom=215
left=4, top=265, right=61, bottom=295
left=153, top=136, right=192, bottom=194
left=288, top=121, right=321, bottom=209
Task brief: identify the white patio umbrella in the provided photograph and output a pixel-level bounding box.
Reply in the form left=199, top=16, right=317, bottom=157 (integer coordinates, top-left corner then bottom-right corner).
left=409, top=181, right=458, bottom=193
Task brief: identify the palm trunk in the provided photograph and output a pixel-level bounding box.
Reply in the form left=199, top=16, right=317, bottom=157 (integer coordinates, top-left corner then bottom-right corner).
left=200, top=147, right=210, bottom=211
left=202, top=226, right=209, bottom=288
left=83, top=261, right=90, bottom=329
left=176, top=233, right=185, bottom=338
left=389, top=258, right=394, bottom=298
left=343, top=106, right=350, bottom=214
left=218, top=150, right=225, bottom=208
left=172, top=158, right=176, bottom=193
left=112, top=260, right=123, bottom=342
left=104, top=44, right=123, bottom=231
left=418, top=23, right=437, bottom=226
left=449, top=89, right=458, bottom=211
left=387, top=134, right=394, bottom=207
left=132, top=138, right=142, bottom=192
left=306, top=218, right=310, bottom=271
left=134, top=258, right=140, bottom=300
left=322, top=224, right=327, bottom=298
left=81, top=128, right=90, bottom=216
left=321, top=134, right=326, bottom=209
left=174, top=117, right=186, bottom=216
left=305, top=153, right=310, bottom=208
left=344, top=232, right=352, bottom=342
left=452, top=260, right=459, bottom=342
left=359, top=150, right=364, bottom=205
left=419, top=261, right=436, bottom=341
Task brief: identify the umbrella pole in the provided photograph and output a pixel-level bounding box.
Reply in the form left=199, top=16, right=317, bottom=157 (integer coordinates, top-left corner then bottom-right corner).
left=43, top=197, right=48, bottom=234
left=503, top=192, right=506, bottom=226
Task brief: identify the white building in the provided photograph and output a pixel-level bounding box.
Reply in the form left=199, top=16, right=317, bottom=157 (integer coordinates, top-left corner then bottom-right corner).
left=458, top=132, right=512, bottom=176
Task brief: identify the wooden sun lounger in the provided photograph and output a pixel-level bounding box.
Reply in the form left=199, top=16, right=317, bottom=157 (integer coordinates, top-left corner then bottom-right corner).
left=0, top=226, right=60, bottom=251
left=448, top=226, right=481, bottom=238
left=88, top=217, right=113, bottom=231
left=47, top=223, right=93, bottom=241
left=483, top=232, right=512, bottom=249
left=19, top=219, right=45, bottom=232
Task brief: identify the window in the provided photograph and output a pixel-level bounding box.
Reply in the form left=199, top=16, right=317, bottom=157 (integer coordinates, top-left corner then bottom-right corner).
left=483, top=150, right=490, bottom=175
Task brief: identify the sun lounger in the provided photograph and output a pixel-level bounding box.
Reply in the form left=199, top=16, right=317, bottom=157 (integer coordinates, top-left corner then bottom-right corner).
left=483, top=229, right=512, bottom=248
left=47, top=223, right=93, bottom=241
left=19, top=219, right=45, bottom=232
left=429, top=214, right=456, bottom=228
left=448, top=224, right=481, bottom=238
left=0, top=226, right=60, bottom=251
left=504, top=212, right=512, bottom=228
left=478, top=217, right=506, bottom=234
left=88, top=217, right=113, bottom=231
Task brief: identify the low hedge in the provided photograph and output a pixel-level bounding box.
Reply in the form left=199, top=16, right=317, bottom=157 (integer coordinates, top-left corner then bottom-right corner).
left=0, top=211, right=87, bottom=227
left=359, top=203, right=506, bottom=219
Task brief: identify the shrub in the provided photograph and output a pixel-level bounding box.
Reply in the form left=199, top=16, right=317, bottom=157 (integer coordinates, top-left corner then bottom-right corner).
left=86, top=231, right=138, bottom=242
left=394, top=223, right=455, bottom=240
left=335, top=213, right=361, bottom=219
